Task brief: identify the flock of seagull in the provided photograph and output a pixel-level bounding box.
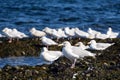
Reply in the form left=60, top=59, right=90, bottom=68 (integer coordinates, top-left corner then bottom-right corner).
left=0, top=27, right=119, bottom=68
left=40, top=37, right=114, bottom=68
left=1, top=27, right=119, bottom=40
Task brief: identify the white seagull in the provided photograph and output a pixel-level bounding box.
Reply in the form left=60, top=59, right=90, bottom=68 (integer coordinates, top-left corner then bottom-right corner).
left=57, top=28, right=67, bottom=38
left=59, top=41, right=95, bottom=68
left=88, top=28, right=101, bottom=35
left=75, top=28, right=89, bottom=38
left=107, top=27, right=119, bottom=38
left=2, top=27, right=14, bottom=37
left=95, top=32, right=109, bottom=40
left=51, top=28, right=67, bottom=40
left=41, top=36, right=58, bottom=47
left=51, top=29, right=61, bottom=40
left=64, top=27, right=75, bottom=39
left=2, top=28, right=28, bottom=42
left=30, top=27, right=46, bottom=37
left=12, top=28, right=28, bottom=38
left=40, top=47, right=63, bottom=64
left=75, top=42, right=89, bottom=50
left=42, top=27, right=53, bottom=37
left=88, top=40, right=114, bottom=50
left=87, top=28, right=101, bottom=39
left=2, top=28, right=28, bottom=39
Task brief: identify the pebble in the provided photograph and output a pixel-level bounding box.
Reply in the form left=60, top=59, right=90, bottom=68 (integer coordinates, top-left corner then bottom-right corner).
left=42, top=67, right=47, bottom=70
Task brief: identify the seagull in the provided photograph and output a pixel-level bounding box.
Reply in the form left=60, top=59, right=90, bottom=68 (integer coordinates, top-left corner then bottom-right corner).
left=74, top=28, right=89, bottom=39
left=2, top=28, right=13, bottom=36
left=95, top=32, right=109, bottom=40
left=30, top=27, right=46, bottom=38
left=12, top=28, right=28, bottom=38
left=75, top=42, right=89, bottom=50
left=51, top=29, right=61, bottom=41
left=2, top=28, right=18, bottom=43
left=39, top=47, right=63, bottom=64
left=107, top=27, right=119, bottom=38
left=88, top=28, right=101, bottom=35
left=88, top=40, right=114, bottom=50
left=87, top=28, right=101, bottom=39
left=57, top=28, right=67, bottom=39
left=2, top=28, right=28, bottom=42
left=41, top=36, right=58, bottom=47
left=64, top=27, right=75, bottom=39
left=51, top=28, right=67, bottom=41
left=42, top=27, right=53, bottom=38
left=59, top=41, right=95, bottom=68
left=3, top=28, right=28, bottom=39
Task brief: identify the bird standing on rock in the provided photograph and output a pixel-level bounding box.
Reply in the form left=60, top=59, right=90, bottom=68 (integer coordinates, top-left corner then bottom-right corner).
left=59, top=41, right=96, bottom=68
left=40, top=47, right=63, bottom=64
left=88, top=40, right=114, bottom=50
left=30, top=27, right=46, bottom=39
left=2, top=28, right=28, bottom=43
left=107, top=27, right=119, bottom=38
left=75, top=42, right=89, bottom=50
left=41, top=36, right=58, bottom=48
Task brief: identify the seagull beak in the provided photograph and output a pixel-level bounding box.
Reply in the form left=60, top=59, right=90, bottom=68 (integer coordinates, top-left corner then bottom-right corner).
left=87, top=42, right=91, bottom=44
left=75, top=43, right=79, bottom=46
left=58, top=43, right=63, bottom=46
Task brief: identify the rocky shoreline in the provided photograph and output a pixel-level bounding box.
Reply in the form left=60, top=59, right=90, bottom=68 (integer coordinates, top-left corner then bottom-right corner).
left=0, top=38, right=120, bottom=80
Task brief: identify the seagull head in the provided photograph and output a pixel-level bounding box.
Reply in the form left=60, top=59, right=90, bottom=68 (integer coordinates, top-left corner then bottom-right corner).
left=88, top=40, right=96, bottom=45
left=88, top=28, right=92, bottom=32
left=12, top=28, right=18, bottom=32
left=42, top=27, right=50, bottom=31
left=30, top=27, right=36, bottom=32
left=107, top=27, right=112, bottom=35
left=58, top=41, right=71, bottom=47
left=75, top=42, right=83, bottom=46
left=108, top=27, right=112, bottom=31
left=41, top=47, right=48, bottom=52
left=2, top=27, right=11, bottom=32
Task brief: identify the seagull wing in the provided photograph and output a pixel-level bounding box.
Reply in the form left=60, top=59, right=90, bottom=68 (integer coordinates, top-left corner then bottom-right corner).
left=72, top=46, right=95, bottom=58
left=45, top=38, right=58, bottom=45
left=40, top=51, right=61, bottom=62
left=97, top=43, right=114, bottom=49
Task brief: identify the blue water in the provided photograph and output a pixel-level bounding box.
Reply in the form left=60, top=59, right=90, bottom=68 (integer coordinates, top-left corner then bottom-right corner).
left=0, top=56, right=51, bottom=68
left=0, top=0, right=120, bottom=35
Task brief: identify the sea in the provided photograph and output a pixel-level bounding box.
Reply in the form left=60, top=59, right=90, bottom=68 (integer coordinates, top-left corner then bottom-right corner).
left=0, top=0, right=120, bottom=35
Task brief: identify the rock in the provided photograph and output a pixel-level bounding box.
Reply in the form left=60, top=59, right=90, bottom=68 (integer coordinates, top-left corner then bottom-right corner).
left=0, top=38, right=120, bottom=79
left=86, top=73, right=91, bottom=77
left=42, top=66, right=47, bottom=70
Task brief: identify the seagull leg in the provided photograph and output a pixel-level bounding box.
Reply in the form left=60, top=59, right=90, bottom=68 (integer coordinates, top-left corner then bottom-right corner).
left=8, top=38, right=12, bottom=43
left=35, top=37, right=39, bottom=41
left=56, top=38, right=58, bottom=42
left=71, top=59, right=77, bottom=68
left=69, top=37, right=72, bottom=40
left=16, top=38, right=19, bottom=42
left=47, top=45, right=49, bottom=49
